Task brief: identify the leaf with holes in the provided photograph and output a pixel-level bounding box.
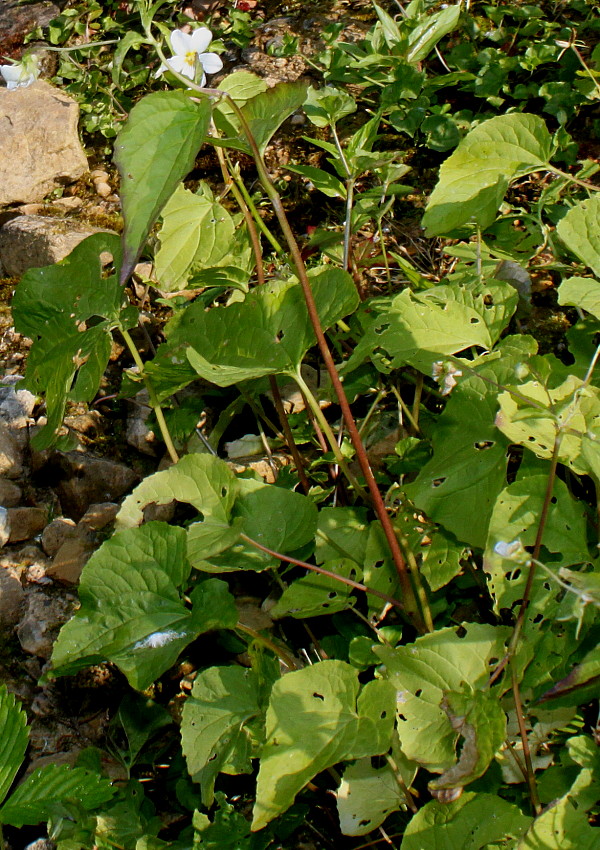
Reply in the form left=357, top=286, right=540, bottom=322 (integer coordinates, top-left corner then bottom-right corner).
left=336, top=744, right=417, bottom=836
left=270, top=558, right=357, bottom=619
left=252, top=660, right=395, bottom=830
left=402, top=792, right=531, bottom=849
left=375, top=623, right=510, bottom=772
left=181, top=666, right=264, bottom=808
left=422, top=113, right=555, bottom=235
left=344, top=282, right=517, bottom=378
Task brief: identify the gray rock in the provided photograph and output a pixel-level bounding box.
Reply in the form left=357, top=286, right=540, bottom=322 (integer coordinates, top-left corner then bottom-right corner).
left=0, top=420, right=22, bottom=478
left=0, top=479, right=21, bottom=507
left=0, top=375, right=36, bottom=427
left=47, top=533, right=95, bottom=584
left=0, top=215, right=111, bottom=278
left=41, top=517, right=77, bottom=558
left=79, top=502, right=119, bottom=531
left=16, top=587, right=76, bottom=657
left=54, top=452, right=139, bottom=521
left=0, top=80, right=87, bottom=206
left=7, top=506, right=48, bottom=543
left=0, top=566, right=24, bottom=626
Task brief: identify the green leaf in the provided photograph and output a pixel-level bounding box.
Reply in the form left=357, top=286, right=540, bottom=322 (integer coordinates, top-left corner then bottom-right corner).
left=406, top=4, right=461, bottom=64
left=181, top=666, right=262, bottom=807
left=252, top=660, right=396, bottom=830
left=303, top=85, right=356, bottom=128
left=336, top=746, right=417, bottom=836
left=0, top=765, right=115, bottom=828
left=50, top=523, right=238, bottom=689
left=12, top=233, right=134, bottom=450
left=214, top=81, right=307, bottom=156
left=401, top=792, right=531, bottom=849
left=345, top=282, right=517, bottom=377
left=558, top=276, right=600, bottom=321
left=285, top=164, right=347, bottom=199
left=428, top=687, right=507, bottom=791
left=315, top=507, right=369, bottom=567
left=176, top=267, right=358, bottom=386
left=556, top=193, right=600, bottom=277
left=421, top=529, right=467, bottom=591
left=375, top=623, right=509, bottom=771
left=0, top=686, right=28, bottom=808
left=270, top=558, right=357, bottom=619
left=422, top=114, right=554, bottom=236
left=155, top=183, right=245, bottom=291
left=114, top=91, right=211, bottom=282
left=211, top=71, right=268, bottom=138
left=517, top=795, right=598, bottom=849
left=117, top=454, right=239, bottom=529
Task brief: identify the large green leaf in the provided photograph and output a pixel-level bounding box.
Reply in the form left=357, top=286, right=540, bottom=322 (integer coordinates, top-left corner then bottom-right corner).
left=0, top=764, right=114, bottom=828
left=252, top=660, right=396, bottom=830
left=270, top=558, right=357, bottom=619
left=518, top=796, right=598, bottom=849
left=50, top=523, right=238, bottom=689
left=0, top=686, right=28, bottom=808
left=375, top=623, right=510, bottom=771
left=155, top=183, right=251, bottom=292
left=401, top=792, right=531, bottom=849
left=12, top=233, right=135, bottom=450
left=556, top=193, right=600, bottom=278
left=114, top=91, right=211, bottom=282
left=181, top=666, right=262, bottom=807
left=173, top=267, right=358, bottom=385
left=345, top=282, right=517, bottom=377
left=422, top=114, right=554, bottom=235
left=406, top=3, right=461, bottom=64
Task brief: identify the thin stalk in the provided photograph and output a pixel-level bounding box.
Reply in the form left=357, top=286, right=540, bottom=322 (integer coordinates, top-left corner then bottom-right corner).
left=240, top=532, right=407, bottom=612
left=412, top=373, right=423, bottom=433
left=512, top=668, right=542, bottom=815
left=385, top=753, right=418, bottom=814
left=328, top=125, right=355, bottom=275
left=214, top=142, right=265, bottom=285
left=268, top=376, right=310, bottom=493
left=224, top=156, right=285, bottom=254
left=121, top=328, right=179, bottom=464
left=358, top=387, right=387, bottom=438
left=390, top=384, right=420, bottom=434
left=236, top=622, right=299, bottom=670
left=547, top=165, right=599, bottom=193
left=294, top=368, right=370, bottom=503
left=398, top=534, right=434, bottom=632
left=377, top=218, right=393, bottom=289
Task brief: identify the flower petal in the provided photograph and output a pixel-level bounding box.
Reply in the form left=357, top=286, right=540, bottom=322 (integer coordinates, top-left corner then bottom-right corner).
left=170, top=29, right=193, bottom=57
left=190, top=27, right=213, bottom=54
left=0, top=65, right=21, bottom=83
left=166, top=55, right=195, bottom=78
left=199, top=52, right=223, bottom=75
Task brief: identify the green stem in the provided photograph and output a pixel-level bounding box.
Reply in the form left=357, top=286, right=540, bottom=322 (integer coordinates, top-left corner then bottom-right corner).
left=512, top=667, right=542, bottom=815
left=330, top=125, right=355, bottom=274
left=121, top=328, right=179, bottom=465
left=547, top=165, right=599, bottom=193
left=225, top=156, right=285, bottom=254
left=268, top=376, right=311, bottom=494
left=294, top=368, right=370, bottom=503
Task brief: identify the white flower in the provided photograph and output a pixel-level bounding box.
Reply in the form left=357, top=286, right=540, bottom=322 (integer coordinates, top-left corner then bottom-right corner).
left=156, top=27, right=223, bottom=86
left=432, top=360, right=463, bottom=396
left=0, top=55, right=39, bottom=91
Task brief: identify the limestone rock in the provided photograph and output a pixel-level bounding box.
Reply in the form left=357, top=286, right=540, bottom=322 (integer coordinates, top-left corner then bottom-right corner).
left=0, top=479, right=21, bottom=507
left=79, top=502, right=119, bottom=531
left=0, top=80, right=87, bottom=206
left=0, top=375, right=36, bottom=427
left=0, top=420, right=22, bottom=478
left=47, top=534, right=95, bottom=584
left=16, top=587, right=76, bottom=657
left=7, top=506, right=48, bottom=543
left=0, top=567, right=24, bottom=627
left=0, top=215, right=112, bottom=277
left=41, top=517, right=77, bottom=558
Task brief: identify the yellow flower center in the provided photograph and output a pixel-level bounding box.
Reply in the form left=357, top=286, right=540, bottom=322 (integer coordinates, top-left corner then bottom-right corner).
left=185, top=50, right=198, bottom=68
